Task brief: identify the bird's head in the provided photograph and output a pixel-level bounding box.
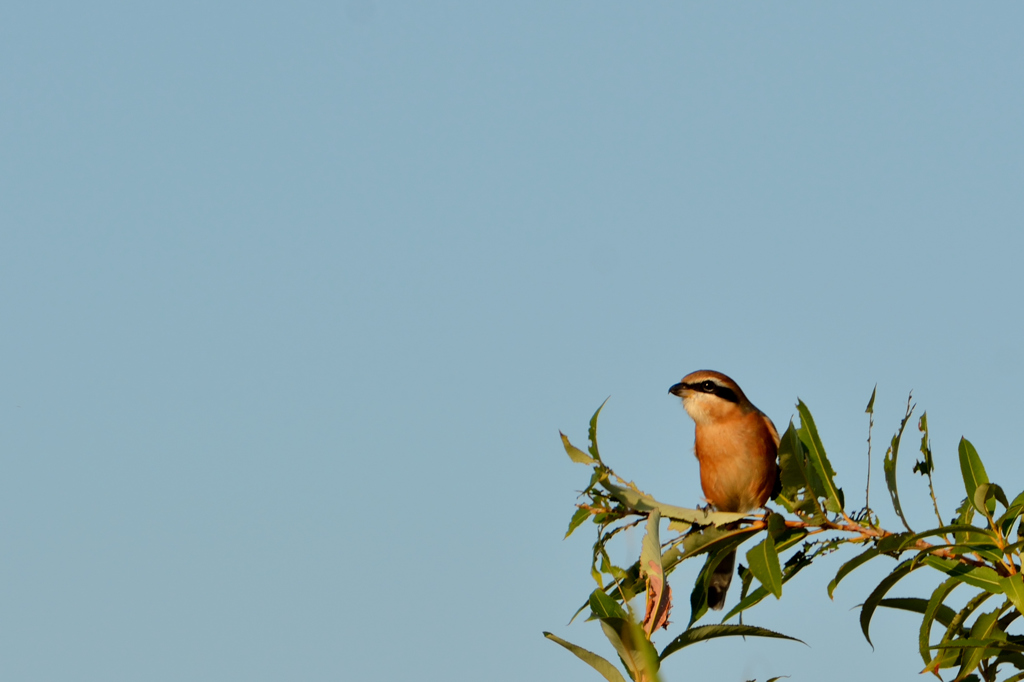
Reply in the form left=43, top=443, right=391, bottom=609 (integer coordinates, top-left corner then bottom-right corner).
left=668, top=370, right=751, bottom=424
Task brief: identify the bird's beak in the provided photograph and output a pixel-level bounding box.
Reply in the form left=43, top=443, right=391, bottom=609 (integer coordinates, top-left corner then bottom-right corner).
left=668, top=383, right=687, bottom=397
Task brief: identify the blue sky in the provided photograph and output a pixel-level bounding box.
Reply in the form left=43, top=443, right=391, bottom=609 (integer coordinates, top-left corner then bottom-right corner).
left=2, top=3, right=1023, bottom=680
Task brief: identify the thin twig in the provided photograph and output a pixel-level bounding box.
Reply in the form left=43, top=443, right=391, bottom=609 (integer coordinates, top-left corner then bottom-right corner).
left=866, top=386, right=875, bottom=514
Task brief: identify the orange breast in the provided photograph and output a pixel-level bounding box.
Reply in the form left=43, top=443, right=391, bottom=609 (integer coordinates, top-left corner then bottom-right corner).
left=693, top=412, right=778, bottom=512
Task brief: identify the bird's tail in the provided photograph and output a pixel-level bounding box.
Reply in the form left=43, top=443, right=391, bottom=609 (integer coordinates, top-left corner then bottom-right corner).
left=708, top=548, right=736, bottom=611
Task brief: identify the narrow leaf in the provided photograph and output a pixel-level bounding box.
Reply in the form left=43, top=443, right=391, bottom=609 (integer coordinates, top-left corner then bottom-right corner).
left=933, top=588, right=995, bottom=672
left=958, top=607, right=1009, bottom=680
left=974, top=483, right=994, bottom=521
left=722, top=550, right=813, bottom=622
left=678, top=526, right=762, bottom=562
left=876, top=532, right=913, bottom=554
left=974, top=483, right=1008, bottom=520
left=604, top=482, right=748, bottom=527
left=565, top=507, right=591, bottom=538
left=774, top=422, right=825, bottom=520
left=922, top=556, right=1004, bottom=594
left=959, top=438, right=991, bottom=513
left=690, top=539, right=749, bottom=626
left=561, top=432, right=596, bottom=466
left=930, top=639, right=1024, bottom=652
left=590, top=589, right=629, bottom=621
left=865, top=385, right=876, bottom=414
left=915, top=412, right=947, bottom=530
left=746, top=535, right=783, bottom=599
left=883, top=399, right=915, bottom=532
left=828, top=547, right=880, bottom=599
left=660, top=624, right=804, bottom=661
left=919, top=578, right=960, bottom=667
left=877, top=597, right=956, bottom=627
left=641, top=510, right=672, bottom=636
left=721, top=582, right=772, bottom=623
left=689, top=547, right=728, bottom=626
left=1001, top=575, right=1024, bottom=615
left=600, top=617, right=660, bottom=682
left=860, top=560, right=917, bottom=648
left=796, top=401, right=844, bottom=514
left=998, top=488, right=1024, bottom=537
left=896, top=524, right=995, bottom=551
left=588, top=398, right=610, bottom=462
left=544, top=632, right=628, bottom=682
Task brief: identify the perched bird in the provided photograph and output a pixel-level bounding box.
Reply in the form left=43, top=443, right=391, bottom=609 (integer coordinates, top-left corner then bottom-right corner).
left=669, top=370, right=780, bottom=610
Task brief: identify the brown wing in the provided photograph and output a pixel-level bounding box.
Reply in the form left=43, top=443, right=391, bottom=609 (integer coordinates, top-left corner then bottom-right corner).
left=762, top=412, right=782, bottom=500
left=761, top=412, right=781, bottom=448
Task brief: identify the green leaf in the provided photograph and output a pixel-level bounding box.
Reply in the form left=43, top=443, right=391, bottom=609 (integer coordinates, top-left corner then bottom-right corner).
left=946, top=497, right=1004, bottom=563
left=722, top=550, right=813, bottom=622
left=973, top=483, right=1008, bottom=522
left=766, top=512, right=787, bottom=539
left=860, top=560, right=917, bottom=648
left=959, top=438, right=992, bottom=514
left=896, top=524, right=996, bottom=552
left=543, top=632, right=628, bottom=682
left=599, top=617, right=660, bottom=682
left=877, top=597, right=957, bottom=627
left=883, top=401, right=916, bottom=532
left=599, top=552, right=630, bottom=584
left=660, top=624, right=804, bottom=661
left=774, top=422, right=825, bottom=520
left=942, top=589, right=995, bottom=653
left=922, top=556, right=1004, bottom=594
left=588, top=398, right=610, bottom=463
left=762, top=512, right=806, bottom=554
left=577, top=526, right=759, bottom=627
left=998, top=488, right=1024, bottom=537
left=914, top=412, right=949, bottom=534
left=828, top=547, right=880, bottom=598
left=639, top=509, right=663, bottom=582
left=561, top=432, right=597, bottom=466
left=876, top=532, right=913, bottom=554
left=796, top=400, right=844, bottom=514
left=919, top=578, right=960, bottom=667
left=924, top=589, right=994, bottom=676
left=590, top=588, right=629, bottom=621
left=773, top=527, right=808, bottom=554
left=721, top=583, right=772, bottom=623
left=565, top=507, right=591, bottom=538
left=736, top=563, right=755, bottom=624
left=914, top=411, right=932, bottom=475
left=931, top=639, right=1024, bottom=652
left=689, top=548, right=730, bottom=626
left=865, top=385, right=876, bottom=414
left=577, top=526, right=751, bottom=628
left=954, top=496, right=976, bottom=539
left=958, top=607, right=1009, bottom=680
left=678, top=526, right=761, bottom=561
left=640, top=510, right=671, bottom=636
left=1001, top=575, right=1024, bottom=615
left=746, top=535, right=783, bottom=599
left=603, top=482, right=748, bottom=528
left=690, top=536, right=752, bottom=626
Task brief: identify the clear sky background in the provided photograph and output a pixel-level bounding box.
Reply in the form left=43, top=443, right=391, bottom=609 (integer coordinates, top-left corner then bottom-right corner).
left=2, top=3, right=1023, bottom=681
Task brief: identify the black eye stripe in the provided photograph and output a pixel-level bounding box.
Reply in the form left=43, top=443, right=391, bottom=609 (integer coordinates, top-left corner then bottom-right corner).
left=683, top=381, right=740, bottom=404
left=712, top=386, right=740, bottom=403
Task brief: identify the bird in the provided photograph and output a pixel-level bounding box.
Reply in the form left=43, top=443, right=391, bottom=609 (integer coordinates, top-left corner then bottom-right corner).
left=669, top=370, right=780, bottom=610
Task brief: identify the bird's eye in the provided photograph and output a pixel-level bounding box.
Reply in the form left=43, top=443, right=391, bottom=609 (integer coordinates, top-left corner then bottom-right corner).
left=701, top=380, right=717, bottom=392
